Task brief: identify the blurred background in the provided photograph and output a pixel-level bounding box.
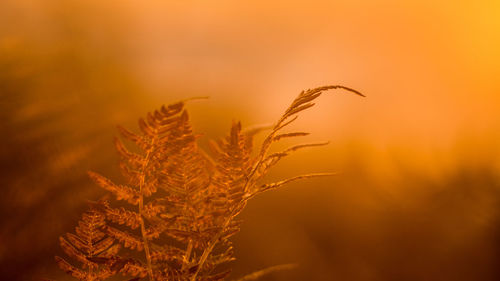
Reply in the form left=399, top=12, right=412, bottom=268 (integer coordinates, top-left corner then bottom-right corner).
left=1, top=0, right=499, bottom=280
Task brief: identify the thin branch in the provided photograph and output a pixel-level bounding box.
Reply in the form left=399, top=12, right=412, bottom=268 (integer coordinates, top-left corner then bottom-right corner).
left=259, top=173, right=337, bottom=192
left=233, top=263, right=298, bottom=281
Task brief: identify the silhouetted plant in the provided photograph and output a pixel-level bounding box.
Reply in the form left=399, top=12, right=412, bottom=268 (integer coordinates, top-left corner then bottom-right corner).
left=56, top=85, right=363, bottom=281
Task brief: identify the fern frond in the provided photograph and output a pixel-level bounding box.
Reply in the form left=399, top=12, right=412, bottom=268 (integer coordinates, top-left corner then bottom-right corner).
left=75, top=86, right=362, bottom=281
left=105, top=226, right=144, bottom=251
left=118, top=162, right=142, bottom=187
left=56, top=207, right=120, bottom=281
left=260, top=141, right=330, bottom=173
left=91, top=238, right=116, bottom=257
left=211, top=121, right=254, bottom=202
left=103, top=204, right=142, bottom=230
left=118, top=259, right=148, bottom=278
left=205, top=245, right=235, bottom=268
left=55, top=257, right=87, bottom=280
left=255, top=173, right=336, bottom=196
left=247, top=86, right=363, bottom=186
left=189, top=86, right=363, bottom=281
left=88, top=172, right=140, bottom=205
left=59, top=237, right=88, bottom=265
left=143, top=199, right=167, bottom=218
left=150, top=245, right=185, bottom=263
left=89, top=99, right=220, bottom=280
left=114, top=137, right=145, bottom=170
left=272, top=132, right=309, bottom=141
left=117, top=125, right=149, bottom=150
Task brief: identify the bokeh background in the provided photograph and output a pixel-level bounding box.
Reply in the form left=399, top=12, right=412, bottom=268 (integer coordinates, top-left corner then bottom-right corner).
left=1, top=1, right=500, bottom=280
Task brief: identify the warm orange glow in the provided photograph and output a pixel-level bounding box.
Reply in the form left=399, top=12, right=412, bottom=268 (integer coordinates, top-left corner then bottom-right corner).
left=1, top=1, right=499, bottom=280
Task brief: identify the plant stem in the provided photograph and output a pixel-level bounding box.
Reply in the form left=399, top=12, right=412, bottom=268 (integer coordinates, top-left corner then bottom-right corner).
left=190, top=202, right=243, bottom=281
left=182, top=239, right=193, bottom=271
left=139, top=137, right=156, bottom=281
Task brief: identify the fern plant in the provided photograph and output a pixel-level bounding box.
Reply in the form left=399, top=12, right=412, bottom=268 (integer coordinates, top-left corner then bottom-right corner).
left=55, top=205, right=121, bottom=281
left=55, top=85, right=363, bottom=281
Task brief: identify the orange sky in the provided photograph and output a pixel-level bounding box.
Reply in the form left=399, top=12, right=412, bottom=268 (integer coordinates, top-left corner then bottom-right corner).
left=112, top=0, right=500, bottom=173
left=2, top=0, right=498, bottom=185
left=109, top=0, right=500, bottom=143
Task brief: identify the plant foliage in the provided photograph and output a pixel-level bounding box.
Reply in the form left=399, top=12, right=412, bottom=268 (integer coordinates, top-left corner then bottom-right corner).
left=56, top=85, right=363, bottom=281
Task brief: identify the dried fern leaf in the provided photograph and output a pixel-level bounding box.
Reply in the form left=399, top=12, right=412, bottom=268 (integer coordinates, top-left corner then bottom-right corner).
left=55, top=257, right=87, bottom=281
left=272, top=132, right=309, bottom=141
left=190, top=86, right=362, bottom=281
left=262, top=141, right=330, bottom=169
left=119, top=260, right=148, bottom=278
left=114, top=137, right=145, bottom=169
left=88, top=99, right=221, bottom=281
left=117, top=125, right=149, bottom=150
left=104, top=205, right=142, bottom=230
left=283, top=102, right=316, bottom=119
left=88, top=172, right=140, bottom=205
left=205, top=246, right=235, bottom=268
left=65, top=233, right=89, bottom=254
left=73, top=88, right=362, bottom=281
left=59, top=237, right=88, bottom=265
left=150, top=245, right=185, bottom=263
left=56, top=207, right=120, bottom=281
left=91, top=237, right=116, bottom=257
left=256, top=173, right=336, bottom=194
left=143, top=199, right=166, bottom=219
left=118, top=162, right=142, bottom=187
left=273, top=115, right=298, bottom=132
left=105, top=226, right=144, bottom=251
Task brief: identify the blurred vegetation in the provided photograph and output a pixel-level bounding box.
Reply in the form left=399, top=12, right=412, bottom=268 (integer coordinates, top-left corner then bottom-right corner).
left=0, top=2, right=148, bottom=278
